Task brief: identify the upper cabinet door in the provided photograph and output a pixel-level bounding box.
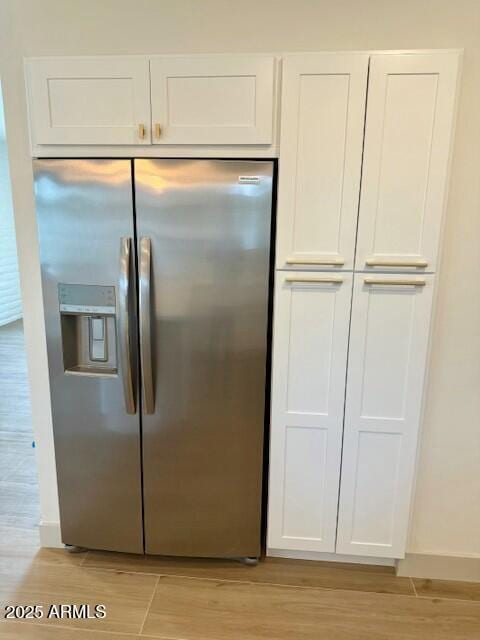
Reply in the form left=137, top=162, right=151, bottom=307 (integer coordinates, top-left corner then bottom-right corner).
left=336, top=274, right=435, bottom=558
left=26, top=57, right=151, bottom=146
left=355, top=53, right=460, bottom=272
left=150, top=55, right=275, bottom=145
left=267, top=271, right=352, bottom=553
left=275, top=54, right=368, bottom=271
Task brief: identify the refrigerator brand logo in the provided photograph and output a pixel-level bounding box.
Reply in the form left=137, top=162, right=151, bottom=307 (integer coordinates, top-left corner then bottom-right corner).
left=238, top=176, right=260, bottom=184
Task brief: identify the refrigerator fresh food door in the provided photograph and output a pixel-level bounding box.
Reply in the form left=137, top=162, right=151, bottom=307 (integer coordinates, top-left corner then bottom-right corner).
left=135, top=159, right=273, bottom=557
left=35, top=159, right=143, bottom=553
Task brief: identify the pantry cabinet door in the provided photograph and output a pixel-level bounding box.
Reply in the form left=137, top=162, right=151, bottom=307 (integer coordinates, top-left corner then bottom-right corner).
left=26, top=57, right=151, bottom=146
left=267, top=271, right=353, bottom=553
left=150, top=55, right=275, bottom=144
left=275, top=54, right=368, bottom=271
left=336, top=274, right=435, bottom=558
left=355, top=53, right=460, bottom=272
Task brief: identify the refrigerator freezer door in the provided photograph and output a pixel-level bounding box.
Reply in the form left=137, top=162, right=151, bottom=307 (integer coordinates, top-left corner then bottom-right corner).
left=135, top=159, right=273, bottom=557
left=35, top=159, right=143, bottom=553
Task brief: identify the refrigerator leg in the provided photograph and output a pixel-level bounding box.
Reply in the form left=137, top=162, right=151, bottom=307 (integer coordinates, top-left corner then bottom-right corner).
left=65, top=544, right=87, bottom=554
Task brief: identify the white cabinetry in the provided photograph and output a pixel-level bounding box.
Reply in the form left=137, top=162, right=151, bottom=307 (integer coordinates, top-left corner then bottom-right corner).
left=355, top=53, right=460, bottom=272
left=25, top=54, right=276, bottom=150
left=268, top=272, right=353, bottom=552
left=24, top=48, right=461, bottom=563
left=26, top=57, right=151, bottom=145
left=336, top=274, right=435, bottom=558
left=275, top=54, right=368, bottom=271
left=150, top=56, right=275, bottom=145
left=268, top=50, right=460, bottom=562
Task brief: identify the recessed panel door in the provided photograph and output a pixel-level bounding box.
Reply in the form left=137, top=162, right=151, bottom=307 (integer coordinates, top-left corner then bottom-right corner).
left=27, top=57, right=151, bottom=145
left=275, top=53, right=368, bottom=271
left=267, top=271, right=353, bottom=552
left=336, top=273, right=435, bottom=558
left=355, top=53, right=460, bottom=272
left=150, top=56, right=275, bottom=144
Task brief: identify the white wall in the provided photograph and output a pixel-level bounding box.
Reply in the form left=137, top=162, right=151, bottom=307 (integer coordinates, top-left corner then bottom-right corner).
left=0, top=85, right=22, bottom=325
left=0, top=0, right=478, bottom=557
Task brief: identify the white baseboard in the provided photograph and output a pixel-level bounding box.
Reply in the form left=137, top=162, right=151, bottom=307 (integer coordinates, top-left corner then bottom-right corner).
left=396, top=553, right=480, bottom=583
left=39, top=521, right=63, bottom=548
left=267, top=548, right=395, bottom=567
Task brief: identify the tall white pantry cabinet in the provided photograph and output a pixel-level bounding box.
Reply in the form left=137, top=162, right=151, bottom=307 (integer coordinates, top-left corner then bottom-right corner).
left=268, top=51, right=460, bottom=560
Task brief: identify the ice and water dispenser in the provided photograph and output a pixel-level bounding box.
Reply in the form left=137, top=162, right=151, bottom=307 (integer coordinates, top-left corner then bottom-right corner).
left=58, top=284, right=117, bottom=375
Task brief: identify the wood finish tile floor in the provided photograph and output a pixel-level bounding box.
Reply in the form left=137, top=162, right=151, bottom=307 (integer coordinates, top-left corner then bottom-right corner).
left=1, top=320, right=479, bottom=638
left=0, top=320, right=33, bottom=436
left=1, top=546, right=480, bottom=639
left=0, top=321, right=39, bottom=533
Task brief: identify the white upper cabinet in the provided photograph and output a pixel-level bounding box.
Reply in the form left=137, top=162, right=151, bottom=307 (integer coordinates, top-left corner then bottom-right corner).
left=150, top=55, right=276, bottom=145
left=355, top=53, right=460, bottom=272
left=26, top=57, right=151, bottom=146
left=336, top=274, right=435, bottom=558
left=275, top=54, right=368, bottom=271
left=267, top=271, right=353, bottom=553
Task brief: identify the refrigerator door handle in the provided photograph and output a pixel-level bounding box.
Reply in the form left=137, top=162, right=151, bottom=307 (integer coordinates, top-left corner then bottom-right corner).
left=119, top=237, right=136, bottom=414
left=139, top=237, right=155, bottom=414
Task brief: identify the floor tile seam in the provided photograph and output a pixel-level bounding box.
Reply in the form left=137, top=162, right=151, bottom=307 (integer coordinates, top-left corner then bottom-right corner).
left=414, top=593, right=480, bottom=605
left=410, top=577, right=418, bottom=597
left=80, top=567, right=423, bottom=599
left=408, top=575, right=480, bottom=605
left=139, top=575, right=160, bottom=636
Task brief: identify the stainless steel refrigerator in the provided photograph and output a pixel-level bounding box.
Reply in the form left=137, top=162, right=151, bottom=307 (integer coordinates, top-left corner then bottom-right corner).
left=34, top=158, right=274, bottom=558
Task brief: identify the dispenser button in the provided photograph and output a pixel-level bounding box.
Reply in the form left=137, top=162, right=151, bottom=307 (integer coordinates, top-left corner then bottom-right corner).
left=91, top=338, right=106, bottom=361
left=91, top=317, right=105, bottom=341
left=89, top=317, right=107, bottom=362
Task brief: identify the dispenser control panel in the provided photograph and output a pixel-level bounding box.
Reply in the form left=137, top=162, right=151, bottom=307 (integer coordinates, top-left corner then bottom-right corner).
left=58, top=284, right=117, bottom=374
left=58, top=284, right=116, bottom=315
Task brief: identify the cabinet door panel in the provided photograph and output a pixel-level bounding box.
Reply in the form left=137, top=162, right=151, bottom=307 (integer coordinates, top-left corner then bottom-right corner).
left=150, top=55, right=275, bottom=144
left=267, top=272, right=352, bottom=552
left=26, top=57, right=151, bottom=145
left=276, top=54, right=368, bottom=270
left=355, top=53, right=460, bottom=272
left=336, top=274, right=435, bottom=558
